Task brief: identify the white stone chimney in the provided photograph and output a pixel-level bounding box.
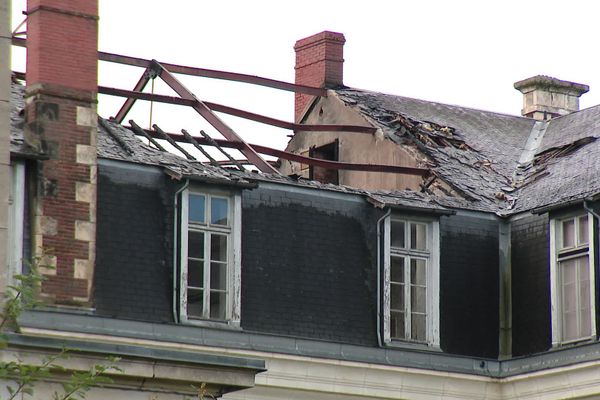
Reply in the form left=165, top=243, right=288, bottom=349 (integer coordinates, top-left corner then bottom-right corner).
left=514, top=75, right=589, bottom=121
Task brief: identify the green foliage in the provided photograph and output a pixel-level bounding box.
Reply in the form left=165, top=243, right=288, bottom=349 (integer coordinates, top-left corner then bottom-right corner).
left=52, top=357, right=122, bottom=400
left=0, top=253, right=121, bottom=399
left=183, top=382, right=216, bottom=400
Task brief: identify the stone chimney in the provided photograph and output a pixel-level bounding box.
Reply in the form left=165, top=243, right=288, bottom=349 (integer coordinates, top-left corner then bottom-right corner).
left=294, top=31, right=345, bottom=122
left=514, top=75, right=589, bottom=120
left=25, top=0, right=98, bottom=305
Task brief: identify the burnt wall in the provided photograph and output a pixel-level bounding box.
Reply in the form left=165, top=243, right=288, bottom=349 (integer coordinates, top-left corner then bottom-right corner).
left=511, top=213, right=550, bottom=356
left=440, top=214, right=500, bottom=358
left=241, top=185, right=378, bottom=345
left=95, top=161, right=175, bottom=322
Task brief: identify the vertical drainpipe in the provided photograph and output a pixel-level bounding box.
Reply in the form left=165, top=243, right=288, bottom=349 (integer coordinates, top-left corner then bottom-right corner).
left=0, top=0, right=11, bottom=298
left=498, top=220, right=512, bottom=359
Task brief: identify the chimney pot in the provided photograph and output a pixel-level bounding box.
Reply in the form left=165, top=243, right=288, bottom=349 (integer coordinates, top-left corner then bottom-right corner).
left=514, top=75, right=589, bottom=120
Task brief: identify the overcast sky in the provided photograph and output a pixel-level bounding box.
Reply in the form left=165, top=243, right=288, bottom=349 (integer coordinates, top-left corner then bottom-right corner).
left=10, top=0, right=600, bottom=153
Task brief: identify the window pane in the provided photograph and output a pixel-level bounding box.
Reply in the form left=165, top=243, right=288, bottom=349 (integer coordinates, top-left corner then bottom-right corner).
left=210, top=262, right=227, bottom=291
left=390, top=283, right=404, bottom=310
left=391, top=221, right=405, bottom=248
left=411, top=286, right=427, bottom=313
left=410, top=259, right=427, bottom=286
left=391, top=256, right=404, bottom=283
left=210, top=291, right=227, bottom=320
left=562, top=219, right=575, bottom=248
left=411, top=313, right=426, bottom=342
left=563, top=310, right=578, bottom=341
left=579, top=257, right=592, bottom=337
left=210, top=234, right=228, bottom=262
left=187, top=288, right=203, bottom=318
left=580, top=310, right=592, bottom=338
left=188, top=231, right=204, bottom=259
left=391, top=311, right=405, bottom=339
left=561, top=259, right=577, bottom=313
left=189, top=194, right=206, bottom=223
left=410, top=223, right=427, bottom=251
left=188, top=260, right=204, bottom=288
left=211, top=197, right=229, bottom=226
left=578, top=215, right=589, bottom=246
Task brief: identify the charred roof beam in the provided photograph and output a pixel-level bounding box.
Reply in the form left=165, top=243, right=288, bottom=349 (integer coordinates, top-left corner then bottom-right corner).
left=98, top=86, right=375, bottom=134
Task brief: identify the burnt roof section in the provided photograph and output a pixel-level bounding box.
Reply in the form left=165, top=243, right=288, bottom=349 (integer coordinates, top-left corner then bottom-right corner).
left=334, top=88, right=600, bottom=214
left=9, top=80, right=40, bottom=158
left=9, top=80, right=600, bottom=216
left=512, top=105, right=600, bottom=212
left=97, top=118, right=252, bottom=186
left=7, top=81, right=456, bottom=212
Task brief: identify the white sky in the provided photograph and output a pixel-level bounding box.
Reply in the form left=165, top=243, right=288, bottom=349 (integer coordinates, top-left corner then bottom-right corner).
left=10, top=0, right=600, bottom=154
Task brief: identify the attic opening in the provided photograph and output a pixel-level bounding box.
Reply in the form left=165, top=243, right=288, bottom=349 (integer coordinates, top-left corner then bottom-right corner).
left=309, top=140, right=339, bottom=184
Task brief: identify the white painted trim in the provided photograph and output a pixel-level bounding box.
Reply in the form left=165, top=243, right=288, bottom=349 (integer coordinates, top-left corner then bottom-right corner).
left=382, top=216, right=391, bottom=344
left=430, top=220, right=440, bottom=347
left=180, top=190, right=190, bottom=322
left=383, top=215, right=440, bottom=347
left=550, top=212, right=596, bottom=346
left=550, top=217, right=559, bottom=346
left=8, top=162, right=25, bottom=285
left=588, top=212, right=596, bottom=339
left=179, top=187, right=241, bottom=328
left=231, top=193, right=242, bottom=325
left=27, top=326, right=600, bottom=400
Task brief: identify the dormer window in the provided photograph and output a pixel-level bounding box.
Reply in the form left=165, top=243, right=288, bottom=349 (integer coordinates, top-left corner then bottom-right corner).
left=383, top=216, right=440, bottom=347
left=179, top=188, right=241, bottom=326
left=550, top=213, right=596, bottom=345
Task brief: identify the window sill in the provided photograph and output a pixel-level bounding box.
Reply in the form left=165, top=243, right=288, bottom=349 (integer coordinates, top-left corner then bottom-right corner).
left=385, top=340, right=442, bottom=353
left=552, top=336, right=597, bottom=349
left=180, top=318, right=241, bottom=331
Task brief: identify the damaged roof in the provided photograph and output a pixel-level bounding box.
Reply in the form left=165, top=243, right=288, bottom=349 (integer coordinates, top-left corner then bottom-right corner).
left=8, top=81, right=457, bottom=213
left=9, top=79, right=600, bottom=216
left=335, top=88, right=600, bottom=214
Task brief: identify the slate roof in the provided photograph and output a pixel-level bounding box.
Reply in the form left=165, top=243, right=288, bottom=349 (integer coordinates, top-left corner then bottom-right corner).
left=9, top=80, right=600, bottom=216
left=335, top=88, right=600, bottom=214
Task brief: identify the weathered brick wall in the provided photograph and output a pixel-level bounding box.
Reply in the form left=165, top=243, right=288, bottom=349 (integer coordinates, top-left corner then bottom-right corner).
left=94, top=162, right=174, bottom=322
left=25, top=0, right=98, bottom=304
left=241, top=186, right=378, bottom=345
left=511, top=213, right=551, bottom=356
left=440, top=214, right=500, bottom=358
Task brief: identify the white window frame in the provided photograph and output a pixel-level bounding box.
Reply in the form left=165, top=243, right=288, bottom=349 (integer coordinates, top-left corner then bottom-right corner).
left=550, top=212, right=596, bottom=346
left=179, top=187, right=241, bottom=327
left=7, top=162, right=25, bottom=285
left=382, top=215, right=440, bottom=347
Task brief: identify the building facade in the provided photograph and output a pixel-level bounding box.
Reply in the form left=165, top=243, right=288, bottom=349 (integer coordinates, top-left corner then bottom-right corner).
left=3, top=2, right=600, bottom=399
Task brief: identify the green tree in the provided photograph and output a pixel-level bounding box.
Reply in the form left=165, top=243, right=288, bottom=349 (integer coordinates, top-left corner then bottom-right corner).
left=0, top=254, right=121, bottom=399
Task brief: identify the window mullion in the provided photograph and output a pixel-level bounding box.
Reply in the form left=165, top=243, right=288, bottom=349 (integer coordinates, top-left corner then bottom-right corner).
left=405, top=257, right=411, bottom=339
left=202, top=232, right=211, bottom=318
left=575, top=257, right=582, bottom=338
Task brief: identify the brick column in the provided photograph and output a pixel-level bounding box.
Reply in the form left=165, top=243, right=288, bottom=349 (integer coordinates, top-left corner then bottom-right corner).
left=294, top=31, right=345, bottom=122
left=25, top=0, right=98, bottom=305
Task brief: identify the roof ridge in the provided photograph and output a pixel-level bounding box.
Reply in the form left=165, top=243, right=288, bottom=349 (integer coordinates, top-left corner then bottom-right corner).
left=336, top=87, right=534, bottom=122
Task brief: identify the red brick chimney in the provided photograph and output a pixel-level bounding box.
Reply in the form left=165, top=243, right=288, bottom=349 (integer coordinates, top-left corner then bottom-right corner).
left=25, top=0, right=98, bottom=305
left=294, top=31, right=345, bottom=122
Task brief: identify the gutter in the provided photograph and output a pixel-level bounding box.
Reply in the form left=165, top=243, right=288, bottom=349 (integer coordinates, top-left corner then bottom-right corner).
left=532, top=193, right=600, bottom=215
